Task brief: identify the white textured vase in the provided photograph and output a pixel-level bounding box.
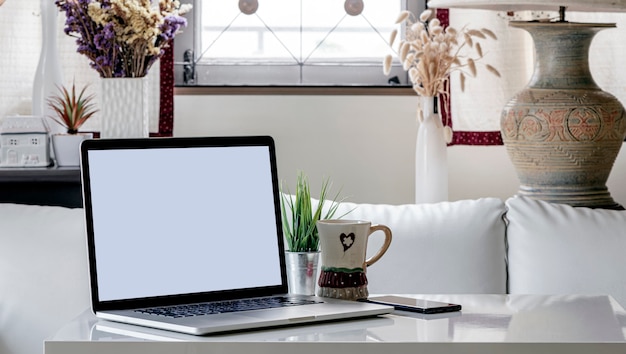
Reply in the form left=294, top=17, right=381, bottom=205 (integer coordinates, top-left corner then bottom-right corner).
left=415, top=96, right=448, bottom=204
left=100, top=77, right=150, bottom=138
left=32, top=0, right=64, bottom=134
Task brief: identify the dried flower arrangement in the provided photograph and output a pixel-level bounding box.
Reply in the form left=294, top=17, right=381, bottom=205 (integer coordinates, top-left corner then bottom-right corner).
left=383, top=9, right=500, bottom=103
left=55, top=0, right=192, bottom=78
left=47, top=82, right=98, bottom=134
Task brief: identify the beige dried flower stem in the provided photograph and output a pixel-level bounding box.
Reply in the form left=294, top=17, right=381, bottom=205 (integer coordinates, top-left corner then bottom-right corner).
left=384, top=8, right=501, bottom=113
left=383, top=9, right=500, bottom=144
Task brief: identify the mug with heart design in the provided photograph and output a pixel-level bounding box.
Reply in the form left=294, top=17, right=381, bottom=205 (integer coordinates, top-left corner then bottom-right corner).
left=316, top=220, right=392, bottom=300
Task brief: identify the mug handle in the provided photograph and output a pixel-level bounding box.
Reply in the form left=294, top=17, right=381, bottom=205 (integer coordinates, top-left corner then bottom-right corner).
left=364, top=224, right=392, bottom=267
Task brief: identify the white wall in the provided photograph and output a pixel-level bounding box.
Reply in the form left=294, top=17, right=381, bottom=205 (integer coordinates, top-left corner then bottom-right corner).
left=2, top=1, right=623, bottom=206
left=174, top=94, right=626, bottom=206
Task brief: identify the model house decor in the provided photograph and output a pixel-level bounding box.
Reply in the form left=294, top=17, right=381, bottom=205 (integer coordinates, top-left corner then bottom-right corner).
left=47, top=83, right=97, bottom=166
left=384, top=8, right=499, bottom=203
left=55, top=0, right=191, bottom=138
left=429, top=0, right=626, bottom=209
left=280, top=172, right=345, bottom=295
left=0, top=116, right=50, bottom=167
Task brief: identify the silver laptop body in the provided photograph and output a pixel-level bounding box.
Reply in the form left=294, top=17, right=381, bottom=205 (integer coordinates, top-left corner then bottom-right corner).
left=79, top=136, right=392, bottom=335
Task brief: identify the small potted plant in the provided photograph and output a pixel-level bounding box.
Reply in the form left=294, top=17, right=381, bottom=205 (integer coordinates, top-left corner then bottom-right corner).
left=280, top=171, right=348, bottom=295
left=47, top=82, right=98, bottom=166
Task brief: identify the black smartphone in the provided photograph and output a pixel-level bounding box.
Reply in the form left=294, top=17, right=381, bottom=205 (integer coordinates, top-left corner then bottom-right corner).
left=364, top=295, right=462, bottom=314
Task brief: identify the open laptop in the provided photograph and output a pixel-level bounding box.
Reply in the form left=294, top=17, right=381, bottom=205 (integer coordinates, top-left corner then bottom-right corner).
left=79, top=135, right=392, bottom=335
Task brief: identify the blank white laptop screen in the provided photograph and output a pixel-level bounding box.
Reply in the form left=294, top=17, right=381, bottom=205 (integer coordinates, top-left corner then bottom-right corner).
left=86, top=145, right=283, bottom=302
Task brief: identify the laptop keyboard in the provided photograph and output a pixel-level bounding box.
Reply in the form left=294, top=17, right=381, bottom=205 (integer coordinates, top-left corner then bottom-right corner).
left=136, top=296, right=322, bottom=318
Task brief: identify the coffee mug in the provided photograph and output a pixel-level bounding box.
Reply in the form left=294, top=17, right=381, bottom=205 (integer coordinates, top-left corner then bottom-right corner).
left=316, top=220, right=392, bottom=300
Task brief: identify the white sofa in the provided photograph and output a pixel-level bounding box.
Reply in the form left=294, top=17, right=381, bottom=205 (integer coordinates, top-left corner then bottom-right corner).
left=1, top=196, right=626, bottom=354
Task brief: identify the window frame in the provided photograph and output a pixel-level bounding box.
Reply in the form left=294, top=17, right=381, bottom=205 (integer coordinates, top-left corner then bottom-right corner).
left=173, top=0, right=424, bottom=93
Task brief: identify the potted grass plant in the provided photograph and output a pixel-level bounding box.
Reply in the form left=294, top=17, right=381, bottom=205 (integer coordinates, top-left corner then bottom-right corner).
left=280, top=171, right=347, bottom=295
left=47, top=82, right=97, bottom=166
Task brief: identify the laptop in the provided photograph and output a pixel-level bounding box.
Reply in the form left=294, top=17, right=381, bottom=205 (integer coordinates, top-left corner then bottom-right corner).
left=79, top=135, right=392, bottom=335
left=90, top=313, right=395, bottom=342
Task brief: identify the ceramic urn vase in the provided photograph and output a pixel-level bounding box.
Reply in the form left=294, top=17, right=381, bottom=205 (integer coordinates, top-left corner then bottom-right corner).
left=501, top=22, right=626, bottom=209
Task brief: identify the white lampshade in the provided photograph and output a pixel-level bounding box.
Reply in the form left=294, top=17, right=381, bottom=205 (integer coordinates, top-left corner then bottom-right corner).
left=427, top=0, right=626, bottom=12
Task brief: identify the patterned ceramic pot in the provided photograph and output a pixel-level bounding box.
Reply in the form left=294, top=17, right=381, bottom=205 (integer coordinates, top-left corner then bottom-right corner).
left=501, top=21, right=626, bottom=209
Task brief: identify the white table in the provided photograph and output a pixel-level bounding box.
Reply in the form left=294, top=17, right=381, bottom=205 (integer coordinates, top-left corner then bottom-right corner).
left=45, top=294, right=626, bottom=354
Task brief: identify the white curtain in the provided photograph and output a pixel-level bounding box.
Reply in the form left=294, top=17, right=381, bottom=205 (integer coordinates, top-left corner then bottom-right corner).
left=448, top=8, right=626, bottom=134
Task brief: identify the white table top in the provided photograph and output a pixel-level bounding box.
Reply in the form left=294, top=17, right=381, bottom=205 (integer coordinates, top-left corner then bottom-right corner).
left=46, top=294, right=626, bottom=354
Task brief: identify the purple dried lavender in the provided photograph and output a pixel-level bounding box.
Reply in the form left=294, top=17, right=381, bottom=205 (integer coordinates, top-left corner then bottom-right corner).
left=55, top=0, right=190, bottom=78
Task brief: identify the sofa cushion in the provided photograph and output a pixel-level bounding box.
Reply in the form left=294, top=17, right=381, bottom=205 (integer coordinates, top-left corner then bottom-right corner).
left=506, top=196, right=626, bottom=308
left=0, top=203, right=90, bottom=354
left=332, top=198, right=508, bottom=294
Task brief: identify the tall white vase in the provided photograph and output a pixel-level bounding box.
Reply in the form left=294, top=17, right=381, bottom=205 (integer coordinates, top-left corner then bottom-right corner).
left=415, top=96, right=448, bottom=204
left=100, top=77, right=150, bottom=139
left=32, top=0, right=64, bottom=134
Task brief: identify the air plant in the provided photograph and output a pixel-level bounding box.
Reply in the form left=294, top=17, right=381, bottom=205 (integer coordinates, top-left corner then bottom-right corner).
left=47, top=82, right=98, bottom=134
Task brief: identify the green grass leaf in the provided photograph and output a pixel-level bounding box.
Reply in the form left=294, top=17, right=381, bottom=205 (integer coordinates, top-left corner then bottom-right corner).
left=280, top=171, right=351, bottom=252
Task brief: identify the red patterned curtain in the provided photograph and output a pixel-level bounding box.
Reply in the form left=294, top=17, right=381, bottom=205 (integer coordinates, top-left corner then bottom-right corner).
left=436, top=9, right=503, bottom=146
left=153, top=45, right=175, bottom=137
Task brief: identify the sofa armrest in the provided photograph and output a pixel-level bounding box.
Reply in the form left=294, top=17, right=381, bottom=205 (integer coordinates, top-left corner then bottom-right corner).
left=0, top=203, right=90, bottom=354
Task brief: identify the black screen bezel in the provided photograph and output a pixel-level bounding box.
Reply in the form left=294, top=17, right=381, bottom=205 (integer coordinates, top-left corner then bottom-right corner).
left=79, top=136, right=289, bottom=312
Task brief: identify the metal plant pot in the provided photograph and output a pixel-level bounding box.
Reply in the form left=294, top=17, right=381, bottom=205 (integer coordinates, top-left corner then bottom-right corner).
left=285, top=251, right=320, bottom=296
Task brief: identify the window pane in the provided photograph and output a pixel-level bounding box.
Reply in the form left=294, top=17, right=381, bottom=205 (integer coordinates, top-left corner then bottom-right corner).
left=175, top=0, right=424, bottom=86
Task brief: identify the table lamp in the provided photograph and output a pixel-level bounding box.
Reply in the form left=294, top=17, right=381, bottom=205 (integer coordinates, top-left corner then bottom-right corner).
left=428, top=0, right=626, bottom=209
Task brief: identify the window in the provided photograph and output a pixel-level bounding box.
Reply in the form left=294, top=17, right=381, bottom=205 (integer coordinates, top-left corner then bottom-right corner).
left=174, top=0, right=424, bottom=87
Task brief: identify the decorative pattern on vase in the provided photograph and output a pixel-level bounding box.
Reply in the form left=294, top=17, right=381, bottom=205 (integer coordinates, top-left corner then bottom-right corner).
left=100, top=77, right=150, bottom=139
left=415, top=96, right=448, bottom=204
left=501, top=22, right=626, bottom=209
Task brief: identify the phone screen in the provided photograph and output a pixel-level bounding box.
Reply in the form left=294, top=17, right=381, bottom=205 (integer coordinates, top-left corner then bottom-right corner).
left=366, top=296, right=462, bottom=314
